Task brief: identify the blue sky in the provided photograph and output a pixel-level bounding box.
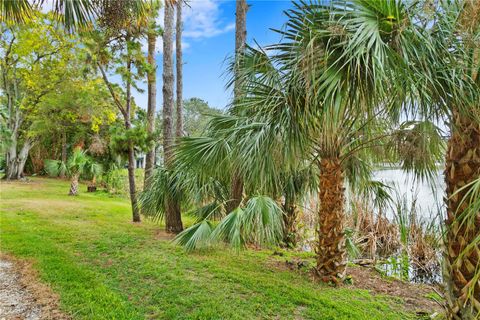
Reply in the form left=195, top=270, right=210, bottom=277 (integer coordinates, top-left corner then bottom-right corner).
left=132, top=0, right=294, bottom=110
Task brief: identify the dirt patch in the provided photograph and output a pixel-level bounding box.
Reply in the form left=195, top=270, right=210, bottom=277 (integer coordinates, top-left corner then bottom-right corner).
left=152, top=229, right=175, bottom=241
left=0, top=178, right=46, bottom=189
left=0, top=254, right=69, bottom=320
left=348, top=266, right=443, bottom=314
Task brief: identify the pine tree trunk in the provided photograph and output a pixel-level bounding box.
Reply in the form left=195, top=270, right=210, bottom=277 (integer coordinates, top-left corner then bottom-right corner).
left=69, top=173, right=79, bottom=196
left=444, top=109, right=480, bottom=319
left=175, top=0, right=183, bottom=139
left=60, top=131, right=67, bottom=178
left=127, top=140, right=140, bottom=222
left=225, top=0, right=249, bottom=213
left=97, top=33, right=140, bottom=223
left=163, top=2, right=183, bottom=233
left=234, top=0, right=247, bottom=99
left=125, top=37, right=141, bottom=223
left=144, top=24, right=157, bottom=188
left=316, top=158, right=347, bottom=281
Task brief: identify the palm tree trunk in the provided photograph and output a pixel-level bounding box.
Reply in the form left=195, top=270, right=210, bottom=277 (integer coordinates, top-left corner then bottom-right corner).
left=316, top=158, right=347, bottom=281
left=226, top=172, right=244, bottom=213
left=175, top=0, right=183, bottom=139
left=444, top=109, right=480, bottom=319
left=163, top=2, right=183, bottom=233
left=144, top=23, right=157, bottom=188
left=283, top=193, right=298, bottom=247
left=69, top=173, right=79, bottom=196
left=166, top=195, right=183, bottom=233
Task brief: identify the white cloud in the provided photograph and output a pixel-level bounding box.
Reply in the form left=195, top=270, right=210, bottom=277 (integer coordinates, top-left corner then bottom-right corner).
left=141, top=0, right=233, bottom=54
left=182, top=0, right=235, bottom=39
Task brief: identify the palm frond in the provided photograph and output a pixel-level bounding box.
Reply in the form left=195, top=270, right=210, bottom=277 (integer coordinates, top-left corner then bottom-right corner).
left=187, top=202, right=224, bottom=223
left=211, top=207, right=245, bottom=249
left=389, top=120, right=445, bottom=183
left=0, top=0, right=32, bottom=23
left=138, top=167, right=183, bottom=222
left=241, top=196, right=285, bottom=246
left=173, top=220, right=215, bottom=252
left=44, top=159, right=67, bottom=177
left=212, top=196, right=284, bottom=250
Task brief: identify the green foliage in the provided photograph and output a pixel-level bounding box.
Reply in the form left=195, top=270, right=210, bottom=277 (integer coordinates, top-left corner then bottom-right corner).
left=0, top=11, right=117, bottom=179
left=377, top=254, right=410, bottom=282
left=102, top=168, right=125, bottom=194
left=344, top=228, right=361, bottom=260
left=139, top=167, right=184, bottom=222
left=182, top=98, right=222, bottom=137
left=34, top=77, right=117, bottom=138
left=108, top=121, right=153, bottom=157
left=101, top=168, right=144, bottom=195
left=0, top=0, right=32, bottom=23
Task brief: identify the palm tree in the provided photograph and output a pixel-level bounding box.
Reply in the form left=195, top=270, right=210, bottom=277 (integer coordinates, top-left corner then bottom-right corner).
left=141, top=1, right=443, bottom=268
left=163, top=0, right=183, bottom=233
left=45, top=149, right=102, bottom=196
left=419, top=1, right=480, bottom=317
left=144, top=2, right=160, bottom=188
left=228, top=1, right=445, bottom=281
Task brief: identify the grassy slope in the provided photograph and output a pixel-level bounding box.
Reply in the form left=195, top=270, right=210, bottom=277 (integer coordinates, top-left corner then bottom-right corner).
left=1, top=178, right=415, bottom=320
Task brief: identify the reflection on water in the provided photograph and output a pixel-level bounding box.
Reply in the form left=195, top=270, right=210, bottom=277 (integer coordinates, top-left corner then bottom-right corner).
left=376, top=254, right=442, bottom=284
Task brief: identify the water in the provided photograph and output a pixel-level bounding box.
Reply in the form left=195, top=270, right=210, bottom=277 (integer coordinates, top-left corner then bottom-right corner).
left=373, top=168, right=445, bottom=219
left=376, top=254, right=442, bottom=284
left=372, top=168, right=445, bottom=284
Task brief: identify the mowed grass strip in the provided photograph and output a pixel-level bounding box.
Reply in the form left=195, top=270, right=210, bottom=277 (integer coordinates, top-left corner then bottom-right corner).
left=1, top=178, right=413, bottom=319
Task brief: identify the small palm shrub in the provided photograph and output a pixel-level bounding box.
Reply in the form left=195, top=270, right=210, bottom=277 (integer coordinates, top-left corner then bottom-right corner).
left=44, top=149, right=102, bottom=195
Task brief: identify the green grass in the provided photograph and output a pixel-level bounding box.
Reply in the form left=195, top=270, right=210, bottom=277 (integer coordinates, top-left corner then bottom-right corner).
left=1, top=178, right=418, bottom=319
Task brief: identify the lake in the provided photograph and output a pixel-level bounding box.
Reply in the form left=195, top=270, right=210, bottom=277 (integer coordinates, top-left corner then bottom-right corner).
left=373, top=168, right=445, bottom=220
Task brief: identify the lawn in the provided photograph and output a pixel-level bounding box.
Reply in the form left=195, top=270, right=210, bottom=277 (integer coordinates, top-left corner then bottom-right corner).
left=1, top=177, right=420, bottom=319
